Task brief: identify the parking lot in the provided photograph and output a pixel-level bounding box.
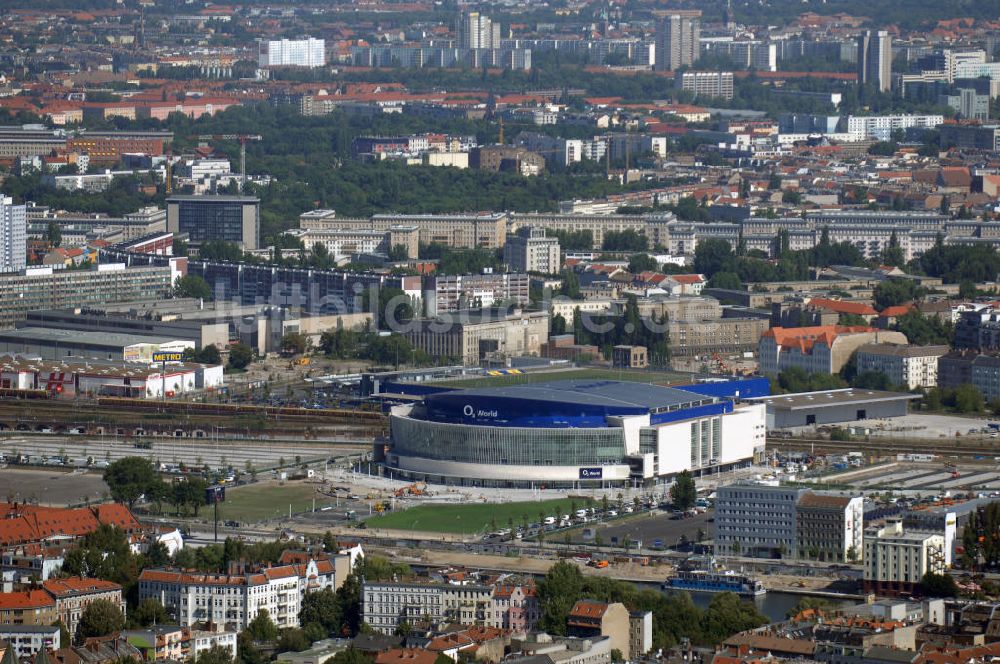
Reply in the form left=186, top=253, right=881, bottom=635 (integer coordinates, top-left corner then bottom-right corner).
left=561, top=509, right=715, bottom=550
left=0, top=435, right=360, bottom=473
left=0, top=467, right=109, bottom=506
left=819, top=460, right=1000, bottom=493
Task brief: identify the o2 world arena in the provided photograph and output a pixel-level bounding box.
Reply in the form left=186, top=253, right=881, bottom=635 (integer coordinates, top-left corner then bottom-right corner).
left=381, top=378, right=768, bottom=488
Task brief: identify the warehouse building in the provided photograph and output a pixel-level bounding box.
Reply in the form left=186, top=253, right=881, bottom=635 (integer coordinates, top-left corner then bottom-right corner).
left=0, top=327, right=192, bottom=363
left=748, top=388, right=919, bottom=429
left=380, top=378, right=766, bottom=488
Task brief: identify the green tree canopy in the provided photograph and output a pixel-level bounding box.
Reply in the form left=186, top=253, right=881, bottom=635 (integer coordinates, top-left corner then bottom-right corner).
left=77, top=599, right=125, bottom=642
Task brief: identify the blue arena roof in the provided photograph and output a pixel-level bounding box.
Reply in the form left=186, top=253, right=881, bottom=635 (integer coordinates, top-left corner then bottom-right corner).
left=449, top=380, right=711, bottom=411
left=418, top=380, right=727, bottom=428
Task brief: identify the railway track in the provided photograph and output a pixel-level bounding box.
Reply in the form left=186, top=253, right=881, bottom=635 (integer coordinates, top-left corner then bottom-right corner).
left=0, top=398, right=386, bottom=438
left=767, top=436, right=1000, bottom=459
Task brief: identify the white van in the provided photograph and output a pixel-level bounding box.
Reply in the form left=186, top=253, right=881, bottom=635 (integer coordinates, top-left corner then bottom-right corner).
left=575, top=509, right=588, bottom=519
left=544, top=516, right=556, bottom=525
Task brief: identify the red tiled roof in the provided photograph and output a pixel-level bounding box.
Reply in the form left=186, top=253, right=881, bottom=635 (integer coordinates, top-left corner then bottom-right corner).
left=43, top=577, right=121, bottom=598
left=807, top=298, right=877, bottom=316
left=0, top=589, right=56, bottom=610
left=0, top=503, right=140, bottom=547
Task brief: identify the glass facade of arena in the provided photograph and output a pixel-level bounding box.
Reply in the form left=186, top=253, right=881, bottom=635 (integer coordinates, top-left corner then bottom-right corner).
left=390, top=415, right=626, bottom=466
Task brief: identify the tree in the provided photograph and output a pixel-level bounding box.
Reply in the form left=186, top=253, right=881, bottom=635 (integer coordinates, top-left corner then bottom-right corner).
left=197, top=344, right=222, bottom=365
left=281, top=332, right=309, bottom=356
left=921, top=571, right=958, bottom=597
left=627, top=253, right=658, bottom=274
left=277, top=628, right=311, bottom=653
left=670, top=471, right=697, bottom=511
left=228, top=343, right=254, bottom=370
left=299, top=588, right=341, bottom=637
left=873, top=278, right=923, bottom=309
left=700, top=592, right=768, bottom=644
left=195, top=645, right=234, bottom=664
left=46, top=221, right=62, bottom=247
left=693, top=239, right=733, bottom=277
left=131, top=598, right=170, bottom=628
left=103, top=457, right=160, bottom=508
left=329, top=648, right=373, bottom=664
left=708, top=271, right=742, bottom=290
left=174, top=275, right=213, bottom=300
left=77, top=599, right=125, bottom=642
left=954, top=384, right=984, bottom=413
left=246, top=610, right=280, bottom=642
left=537, top=560, right=584, bottom=635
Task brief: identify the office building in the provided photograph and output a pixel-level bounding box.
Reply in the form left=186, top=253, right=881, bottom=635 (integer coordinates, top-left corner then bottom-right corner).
left=855, top=343, right=949, bottom=389
left=0, top=196, right=26, bottom=273
left=858, top=30, right=892, bottom=92
left=287, top=226, right=419, bottom=262
left=940, top=123, right=1000, bottom=151
left=166, top=195, right=260, bottom=250
left=676, top=71, right=734, bottom=100
left=940, top=88, right=990, bottom=120
left=404, top=308, right=548, bottom=364
left=863, top=520, right=946, bottom=595
left=715, top=484, right=863, bottom=560
left=655, top=14, right=701, bottom=72
left=259, top=38, right=326, bottom=68
left=504, top=227, right=560, bottom=275
left=795, top=494, right=864, bottom=563
left=457, top=11, right=500, bottom=50
left=383, top=378, right=766, bottom=488
left=714, top=484, right=808, bottom=557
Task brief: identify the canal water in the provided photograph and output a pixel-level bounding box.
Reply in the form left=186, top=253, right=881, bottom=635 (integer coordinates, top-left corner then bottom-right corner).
left=686, top=589, right=856, bottom=623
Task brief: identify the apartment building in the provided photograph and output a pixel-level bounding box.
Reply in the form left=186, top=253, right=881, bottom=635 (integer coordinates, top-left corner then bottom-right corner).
left=405, top=309, right=549, bottom=364
left=758, top=326, right=908, bottom=375
left=0, top=590, right=57, bottom=626
left=362, top=582, right=493, bottom=634
left=504, top=227, right=560, bottom=275
left=566, top=601, right=632, bottom=660
left=655, top=14, right=701, bottom=72
left=0, top=264, right=176, bottom=330
left=43, top=577, right=124, bottom=638
left=0, top=625, right=59, bottom=658
left=124, top=625, right=238, bottom=662
left=491, top=585, right=539, bottom=633
left=845, top=114, right=944, bottom=141
left=676, top=71, right=735, bottom=100
left=288, top=226, right=419, bottom=262
left=715, top=484, right=864, bottom=560
left=855, top=344, right=949, bottom=389
left=667, top=316, right=770, bottom=358
left=138, top=556, right=342, bottom=631
left=0, top=196, right=26, bottom=273
left=259, top=38, right=325, bottom=68
left=857, top=31, right=892, bottom=93
left=863, top=521, right=946, bottom=595
left=423, top=273, right=530, bottom=315
left=363, top=581, right=540, bottom=635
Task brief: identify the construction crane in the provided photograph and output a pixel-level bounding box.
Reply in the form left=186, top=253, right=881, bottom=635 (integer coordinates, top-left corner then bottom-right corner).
left=195, top=134, right=263, bottom=189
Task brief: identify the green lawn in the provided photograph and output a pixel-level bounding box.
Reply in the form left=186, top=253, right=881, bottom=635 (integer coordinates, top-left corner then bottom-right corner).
left=369, top=498, right=595, bottom=534
left=221, top=482, right=334, bottom=523
left=433, top=368, right=688, bottom=389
